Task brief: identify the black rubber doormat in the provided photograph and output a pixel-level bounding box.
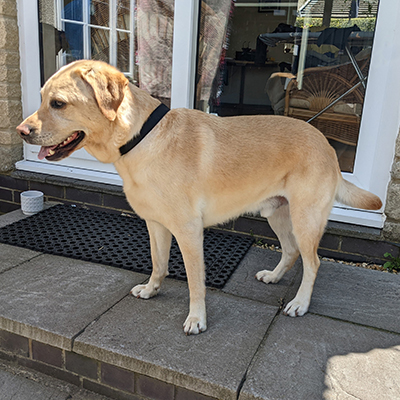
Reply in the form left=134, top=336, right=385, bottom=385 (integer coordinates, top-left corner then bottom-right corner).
left=0, top=205, right=253, bottom=289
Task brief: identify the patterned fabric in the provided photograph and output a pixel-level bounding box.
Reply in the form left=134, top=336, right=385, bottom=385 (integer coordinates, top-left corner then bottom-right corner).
left=197, top=0, right=233, bottom=102
left=136, top=0, right=232, bottom=103
left=137, top=0, right=174, bottom=99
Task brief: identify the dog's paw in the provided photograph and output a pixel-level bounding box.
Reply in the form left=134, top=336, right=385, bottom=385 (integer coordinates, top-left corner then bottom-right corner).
left=256, top=270, right=279, bottom=284
left=130, top=284, right=159, bottom=299
left=183, top=315, right=207, bottom=335
left=283, top=298, right=309, bottom=317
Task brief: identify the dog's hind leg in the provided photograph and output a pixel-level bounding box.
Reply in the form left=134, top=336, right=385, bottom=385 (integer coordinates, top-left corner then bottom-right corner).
left=282, top=201, right=331, bottom=317
left=256, top=203, right=300, bottom=284
left=130, top=220, right=172, bottom=299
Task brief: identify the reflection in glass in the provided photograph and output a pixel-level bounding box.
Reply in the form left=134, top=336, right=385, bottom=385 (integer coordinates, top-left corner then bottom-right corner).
left=91, top=27, right=110, bottom=63
left=64, top=22, right=84, bottom=63
left=63, top=0, right=83, bottom=21
left=117, top=30, right=130, bottom=72
left=117, top=0, right=130, bottom=30
left=195, top=0, right=380, bottom=173
left=90, top=0, right=109, bottom=27
left=39, top=0, right=171, bottom=104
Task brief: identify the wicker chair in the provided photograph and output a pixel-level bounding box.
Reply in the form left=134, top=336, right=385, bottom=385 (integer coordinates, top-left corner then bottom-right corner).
left=283, top=56, right=370, bottom=146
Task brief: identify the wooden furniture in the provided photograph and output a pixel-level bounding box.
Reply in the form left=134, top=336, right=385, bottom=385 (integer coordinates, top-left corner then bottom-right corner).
left=284, top=56, right=370, bottom=146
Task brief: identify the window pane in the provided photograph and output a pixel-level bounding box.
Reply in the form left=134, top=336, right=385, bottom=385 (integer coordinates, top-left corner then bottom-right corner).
left=90, top=27, right=110, bottom=62
left=195, top=0, right=380, bottom=173
left=64, top=22, right=84, bottom=62
left=117, top=0, right=130, bottom=30
left=63, top=0, right=83, bottom=21
left=117, top=30, right=130, bottom=72
left=90, top=0, right=109, bottom=27
left=291, top=0, right=378, bottom=172
left=39, top=0, right=62, bottom=83
left=39, top=0, right=172, bottom=102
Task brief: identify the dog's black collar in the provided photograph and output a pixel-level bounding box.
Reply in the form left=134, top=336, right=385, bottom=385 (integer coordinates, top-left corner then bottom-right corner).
left=119, top=103, right=170, bottom=156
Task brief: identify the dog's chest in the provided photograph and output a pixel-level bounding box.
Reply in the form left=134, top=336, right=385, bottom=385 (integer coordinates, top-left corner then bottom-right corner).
left=124, top=187, right=158, bottom=219
left=114, top=163, right=164, bottom=220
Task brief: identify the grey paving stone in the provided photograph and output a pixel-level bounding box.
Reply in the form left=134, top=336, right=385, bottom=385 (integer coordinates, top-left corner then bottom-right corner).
left=74, top=279, right=279, bottom=400
left=0, top=254, right=147, bottom=350
left=0, top=243, right=40, bottom=273
left=0, top=358, right=111, bottom=400
left=307, top=261, right=400, bottom=333
left=0, top=208, right=28, bottom=228
left=223, top=247, right=301, bottom=306
left=239, top=314, right=400, bottom=400
left=0, top=367, right=68, bottom=400
left=0, top=202, right=59, bottom=229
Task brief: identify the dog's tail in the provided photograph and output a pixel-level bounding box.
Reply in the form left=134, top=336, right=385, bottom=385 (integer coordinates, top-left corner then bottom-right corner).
left=335, top=178, right=382, bottom=210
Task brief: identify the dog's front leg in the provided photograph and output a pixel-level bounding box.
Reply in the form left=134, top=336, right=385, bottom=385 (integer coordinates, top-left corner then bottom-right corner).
left=174, top=221, right=207, bottom=335
left=131, top=220, right=172, bottom=299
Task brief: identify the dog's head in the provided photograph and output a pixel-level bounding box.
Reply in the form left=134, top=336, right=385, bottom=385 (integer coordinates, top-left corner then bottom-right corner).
left=16, top=60, right=129, bottom=162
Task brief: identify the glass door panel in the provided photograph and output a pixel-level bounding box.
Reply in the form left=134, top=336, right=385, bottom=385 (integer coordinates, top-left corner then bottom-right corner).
left=117, top=0, right=130, bottom=29
left=195, top=0, right=380, bottom=173
left=38, top=0, right=174, bottom=97
left=90, top=0, right=110, bottom=26
left=63, top=0, right=83, bottom=20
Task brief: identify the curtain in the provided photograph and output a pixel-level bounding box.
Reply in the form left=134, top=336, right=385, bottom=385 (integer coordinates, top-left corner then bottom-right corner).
left=136, top=0, right=174, bottom=102
left=196, top=0, right=233, bottom=104
left=136, top=0, right=233, bottom=105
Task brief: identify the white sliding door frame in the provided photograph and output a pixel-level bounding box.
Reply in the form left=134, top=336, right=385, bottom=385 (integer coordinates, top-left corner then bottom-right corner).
left=328, top=0, right=400, bottom=227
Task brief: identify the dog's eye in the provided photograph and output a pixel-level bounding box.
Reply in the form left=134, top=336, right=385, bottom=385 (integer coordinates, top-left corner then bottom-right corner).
left=50, top=100, right=66, bottom=109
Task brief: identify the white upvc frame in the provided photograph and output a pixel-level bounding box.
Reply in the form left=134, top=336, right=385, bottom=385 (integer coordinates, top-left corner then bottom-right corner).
left=170, top=0, right=199, bottom=109
left=329, top=0, right=400, bottom=227
left=16, top=0, right=400, bottom=227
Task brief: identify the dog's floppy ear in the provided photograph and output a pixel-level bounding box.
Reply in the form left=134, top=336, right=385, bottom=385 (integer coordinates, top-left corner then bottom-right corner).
left=80, top=65, right=128, bottom=121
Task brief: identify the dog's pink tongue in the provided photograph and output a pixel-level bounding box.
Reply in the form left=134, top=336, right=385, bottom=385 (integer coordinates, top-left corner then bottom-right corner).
left=38, top=145, right=57, bottom=160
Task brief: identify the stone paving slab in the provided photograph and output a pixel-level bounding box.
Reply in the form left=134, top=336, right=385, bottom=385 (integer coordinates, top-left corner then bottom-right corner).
left=0, top=254, right=146, bottom=350
left=0, top=243, right=40, bottom=273
left=239, top=313, right=400, bottom=400
left=302, top=262, right=400, bottom=333
left=0, top=202, right=59, bottom=229
left=0, top=367, right=69, bottom=400
left=74, top=278, right=279, bottom=400
left=223, top=247, right=301, bottom=306
left=241, top=247, right=400, bottom=333
left=0, top=358, right=110, bottom=400
left=0, top=209, right=28, bottom=229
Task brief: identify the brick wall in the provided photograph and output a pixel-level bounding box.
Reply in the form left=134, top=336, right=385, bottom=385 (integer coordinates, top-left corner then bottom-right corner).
left=0, top=171, right=132, bottom=215
left=0, top=330, right=217, bottom=400
left=0, top=0, right=23, bottom=172
left=383, top=129, right=400, bottom=242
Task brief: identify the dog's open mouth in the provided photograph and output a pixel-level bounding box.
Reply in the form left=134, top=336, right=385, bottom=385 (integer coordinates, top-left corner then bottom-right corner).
left=38, top=131, right=85, bottom=161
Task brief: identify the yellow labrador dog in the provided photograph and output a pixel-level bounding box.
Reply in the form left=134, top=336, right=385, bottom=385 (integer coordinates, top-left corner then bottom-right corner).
left=17, top=60, right=382, bottom=335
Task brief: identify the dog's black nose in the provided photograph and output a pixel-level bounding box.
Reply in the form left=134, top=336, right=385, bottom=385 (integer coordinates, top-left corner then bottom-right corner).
left=16, top=124, right=33, bottom=136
